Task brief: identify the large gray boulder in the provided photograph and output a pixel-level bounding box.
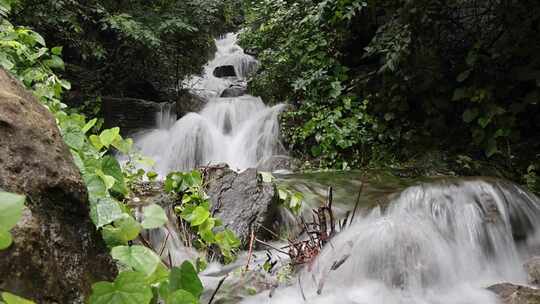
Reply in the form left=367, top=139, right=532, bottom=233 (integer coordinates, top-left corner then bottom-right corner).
left=102, top=96, right=170, bottom=135
left=0, top=68, right=116, bottom=303
left=176, top=89, right=206, bottom=116
left=488, top=283, right=540, bottom=304
left=204, top=165, right=279, bottom=247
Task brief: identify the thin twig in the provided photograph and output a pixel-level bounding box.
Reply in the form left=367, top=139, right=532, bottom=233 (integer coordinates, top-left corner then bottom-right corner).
left=255, top=238, right=289, bottom=255
left=159, top=228, right=171, bottom=257
left=349, top=180, right=364, bottom=227
left=138, top=234, right=153, bottom=250
left=208, top=274, right=228, bottom=304
left=260, top=225, right=280, bottom=239
left=298, top=273, right=306, bottom=301
left=245, top=229, right=255, bottom=272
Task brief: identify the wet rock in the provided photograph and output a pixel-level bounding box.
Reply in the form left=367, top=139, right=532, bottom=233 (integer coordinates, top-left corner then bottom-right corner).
left=525, top=256, right=540, bottom=285
left=213, top=65, right=236, bottom=78
left=0, top=68, right=116, bottom=303
left=220, top=85, right=247, bottom=98
left=176, top=89, right=206, bottom=116
left=102, top=96, right=167, bottom=135
left=488, top=283, right=540, bottom=304
left=257, top=155, right=298, bottom=172
left=204, top=165, right=280, bottom=247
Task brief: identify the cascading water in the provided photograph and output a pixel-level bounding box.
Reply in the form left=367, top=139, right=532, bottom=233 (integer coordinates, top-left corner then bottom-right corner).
left=129, top=33, right=540, bottom=304
left=133, top=33, right=285, bottom=174
left=241, top=178, right=540, bottom=304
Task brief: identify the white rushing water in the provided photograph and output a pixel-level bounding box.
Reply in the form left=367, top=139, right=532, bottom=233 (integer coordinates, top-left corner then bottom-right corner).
left=133, top=33, right=285, bottom=174
left=241, top=178, right=540, bottom=304
left=131, top=33, right=540, bottom=304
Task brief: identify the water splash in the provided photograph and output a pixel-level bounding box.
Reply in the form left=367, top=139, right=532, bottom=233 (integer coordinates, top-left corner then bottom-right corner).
left=242, top=178, right=540, bottom=304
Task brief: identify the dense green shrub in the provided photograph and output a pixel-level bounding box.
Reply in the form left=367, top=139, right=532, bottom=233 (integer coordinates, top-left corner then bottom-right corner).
left=241, top=0, right=540, bottom=171
left=11, top=0, right=243, bottom=101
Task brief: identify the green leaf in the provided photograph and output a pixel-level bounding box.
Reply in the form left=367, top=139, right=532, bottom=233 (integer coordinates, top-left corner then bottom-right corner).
left=96, top=170, right=116, bottom=190
left=485, top=138, right=499, bottom=158
left=145, top=262, right=169, bottom=285
left=111, top=245, right=161, bottom=276
left=289, top=192, right=303, bottom=212
left=90, top=197, right=124, bottom=228
left=59, top=79, right=71, bottom=90
left=100, top=127, right=120, bottom=148
left=1, top=292, right=35, bottom=304
left=101, top=156, right=128, bottom=196
left=310, top=145, right=322, bottom=157
left=0, top=230, right=13, bottom=250
left=63, top=126, right=85, bottom=150
left=462, top=108, right=479, bottom=123
left=0, top=191, right=25, bottom=231
left=141, top=204, right=168, bottom=229
left=102, top=217, right=141, bottom=246
left=277, top=188, right=289, bottom=201
left=85, top=174, right=109, bottom=202
left=90, top=135, right=104, bottom=150
left=0, top=52, right=14, bottom=70
left=215, top=229, right=241, bottom=258
left=457, top=69, right=471, bottom=82
left=82, top=118, right=97, bottom=133
left=88, top=271, right=153, bottom=304
left=31, top=32, right=46, bottom=46
left=51, top=46, right=63, bottom=55
left=166, top=289, right=198, bottom=304
left=169, top=261, right=203, bottom=298
left=112, top=137, right=133, bottom=155
left=184, top=206, right=209, bottom=226
left=478, top=115, right=491, bottom=128
left=146, top=171, right=158, bottom=181
left=44, top=55, right=64, bottom=70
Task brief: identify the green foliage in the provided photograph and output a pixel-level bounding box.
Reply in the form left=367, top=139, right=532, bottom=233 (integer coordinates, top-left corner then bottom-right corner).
left=11, top=0, right=244, bottom=100
left=1, top=292, right=35, bottom=304
left=0, top=191, right=35, bottom=303
left=88, top=271, right=153, bottom=304
left=90, top=261, right=204, bottom=304
left=277, top=187, right=304, bottom=215
left=111, top=245, right=162, bottom=276
left=0, top=192, right=25, bottom=250
left=169, top=262, right=203, bottom=298
left=141, top=204, right=168, bottom=229
left=102, top=217, right=141, bottom=247
left=241, top=0, right=540, bottom=171
left=240, top=0, right=381, bottom=168
left=258, top=172, right=304, bottom=214
left=166, top=170, right=240, bottom=262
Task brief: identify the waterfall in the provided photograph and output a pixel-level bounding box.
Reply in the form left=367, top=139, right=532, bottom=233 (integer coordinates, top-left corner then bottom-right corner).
left=133, top=33, right=284, bottom=174
left=183, top=33, right=259, bottom=100
left=242, top=178, right=540, bottom=304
